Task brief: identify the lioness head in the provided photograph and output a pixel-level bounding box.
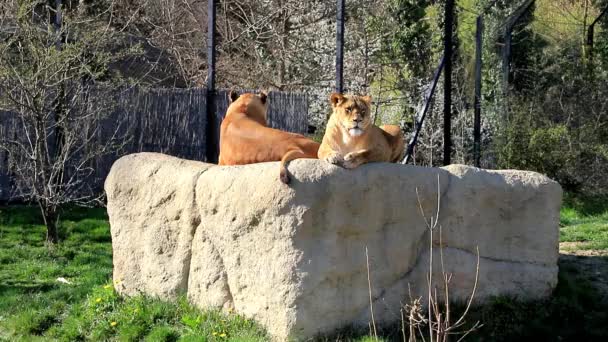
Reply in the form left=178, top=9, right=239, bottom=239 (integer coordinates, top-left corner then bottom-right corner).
left=329, top=93, right=372, bottom=137
left=228, top=91, right=268, bottom=124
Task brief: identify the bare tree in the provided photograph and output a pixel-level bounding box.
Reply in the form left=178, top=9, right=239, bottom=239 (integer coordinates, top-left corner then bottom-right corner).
left=0, top=0, right=138, bottom=244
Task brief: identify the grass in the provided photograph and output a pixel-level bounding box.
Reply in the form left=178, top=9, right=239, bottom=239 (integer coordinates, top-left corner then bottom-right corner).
left=0, top=206, right=268, bottom=341
left=0, top=194, right=607, bottom=341
left=560, top=194, right=608, bottom=250
left=466, top=261, right=608, bottom=341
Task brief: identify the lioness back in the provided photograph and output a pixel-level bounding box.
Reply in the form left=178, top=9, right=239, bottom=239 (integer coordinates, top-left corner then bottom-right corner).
left=379, top=124, right=405, bottom=162
left=218, top=91, right=320, bottom=184
left=318, top=93, right=405, bottom=169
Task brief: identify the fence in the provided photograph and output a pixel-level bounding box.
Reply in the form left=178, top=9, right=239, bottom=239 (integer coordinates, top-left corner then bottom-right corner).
left=0, top=86, right=309, bottom=202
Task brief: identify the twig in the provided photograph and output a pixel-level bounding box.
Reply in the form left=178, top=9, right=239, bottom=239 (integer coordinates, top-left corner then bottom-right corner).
left=366, top=246, right=378, bottom=341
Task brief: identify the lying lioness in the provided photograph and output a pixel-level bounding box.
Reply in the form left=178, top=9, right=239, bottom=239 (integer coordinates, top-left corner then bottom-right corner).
left=218, top=91, right=320, bottom=184
left=318, top=93, right=405, bottom=169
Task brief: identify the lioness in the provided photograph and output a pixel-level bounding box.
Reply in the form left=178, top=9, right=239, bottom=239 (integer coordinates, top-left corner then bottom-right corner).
left=218, top=91, right=320, bottom=184
left=318, top=93, right=405, bottom=169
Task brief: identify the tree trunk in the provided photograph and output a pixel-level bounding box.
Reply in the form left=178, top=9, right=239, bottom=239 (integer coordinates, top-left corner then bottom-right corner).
left=41, top=204, right=59, bottom=244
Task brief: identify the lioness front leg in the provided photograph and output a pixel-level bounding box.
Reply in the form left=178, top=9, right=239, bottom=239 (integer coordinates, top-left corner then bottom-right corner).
left=343, top=149, right=370, bottom=169
left=324, top=151, right=344, bottom=166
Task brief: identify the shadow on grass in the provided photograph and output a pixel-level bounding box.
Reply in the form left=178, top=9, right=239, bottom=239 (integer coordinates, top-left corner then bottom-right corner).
left=316, top=255, right=608, bottom=342
left=563, top=193, right=608, bottom=217
left=0, top=281, right=57, bottom=296
left=0, top=205, right=108, bottom=226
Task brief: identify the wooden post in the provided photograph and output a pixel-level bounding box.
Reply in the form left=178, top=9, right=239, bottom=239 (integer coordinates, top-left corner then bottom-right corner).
left=205, top=0, right=218, bottom=163
left=473, top=15, right=482, bottom=167
left=443, top=0, right=454, bottom=166
left=336, top=0, right=345, bottom=93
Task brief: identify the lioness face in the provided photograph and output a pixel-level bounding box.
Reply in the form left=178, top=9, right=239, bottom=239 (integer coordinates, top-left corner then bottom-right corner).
left=330, top=93, right=372, bottom=137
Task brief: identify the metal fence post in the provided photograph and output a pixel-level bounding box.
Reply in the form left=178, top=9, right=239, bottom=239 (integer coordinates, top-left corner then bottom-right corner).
left=336, top=0, right=345, bottom=93
left=586, top=6, right=608, bottom=66
left=402, top=56, right=446, bottom=165
left=205, top=0, right=218, bottom=163
left=443, top=0, right=454, bottom=166
left=472, top=1, right=499, bottom=168
left=473, top=16, right=483, bottom=167
left=53, top=0, right=62, bottom=33
left=502, top=0, right=535, bottom=96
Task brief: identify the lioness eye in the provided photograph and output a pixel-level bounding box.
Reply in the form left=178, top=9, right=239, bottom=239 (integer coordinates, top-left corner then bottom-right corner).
left=345, top=108, right=352, bottom=113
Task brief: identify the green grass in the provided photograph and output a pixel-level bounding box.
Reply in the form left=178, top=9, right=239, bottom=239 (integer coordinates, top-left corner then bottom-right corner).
left=560, top=194, right=608, bottom=250
left=0, top=206, right=268, bottom=341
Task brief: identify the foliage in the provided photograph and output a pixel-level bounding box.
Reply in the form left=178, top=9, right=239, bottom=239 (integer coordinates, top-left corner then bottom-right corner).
left=469, top=1, right=608, bottom=194
left=493, top=43, right=608, bottom=193
left=368, top=0, right=432, bottom=84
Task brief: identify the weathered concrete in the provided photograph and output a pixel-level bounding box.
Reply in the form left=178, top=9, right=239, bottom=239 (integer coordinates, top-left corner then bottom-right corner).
left=105, top=152, right=562, bottom=340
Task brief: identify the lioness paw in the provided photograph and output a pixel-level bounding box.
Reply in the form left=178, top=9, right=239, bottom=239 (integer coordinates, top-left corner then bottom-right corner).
left=343, top=152, right=363, bottom=169
left=324, top=152, right=344, bottom=166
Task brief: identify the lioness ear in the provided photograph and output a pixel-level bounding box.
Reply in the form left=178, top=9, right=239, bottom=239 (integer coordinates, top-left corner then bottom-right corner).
left=259, top=91, right=268, bottom=105
left=361, top=95, right=372, bottom=106
left=229, top=90, right=239, bottom=103
left=330, top=93, right=345, bottom=108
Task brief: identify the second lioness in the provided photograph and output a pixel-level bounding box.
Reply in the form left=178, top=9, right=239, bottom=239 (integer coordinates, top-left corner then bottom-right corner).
left=218, top=91, right=320, bottom=184
left=318, top=93, right=405, bottom=169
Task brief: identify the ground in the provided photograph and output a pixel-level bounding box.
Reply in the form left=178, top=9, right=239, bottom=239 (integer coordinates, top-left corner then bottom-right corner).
left=559, top=247, right=608, bottom=304
left=0, top=194, right=607, bottom=341
left=559, top=193, right=608, bottom=303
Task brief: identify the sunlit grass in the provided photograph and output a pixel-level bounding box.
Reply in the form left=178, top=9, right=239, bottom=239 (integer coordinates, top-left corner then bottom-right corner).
left=560, top=194, right=608, bottom=250
left=0, top=206, right=267, bottom=341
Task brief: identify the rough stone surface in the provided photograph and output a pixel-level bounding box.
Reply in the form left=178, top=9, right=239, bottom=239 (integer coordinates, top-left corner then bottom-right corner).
left=105, top=152, right=562, bottom=340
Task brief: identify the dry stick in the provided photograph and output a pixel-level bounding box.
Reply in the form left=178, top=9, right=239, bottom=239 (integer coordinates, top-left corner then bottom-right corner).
left=450, top=246, right=482, bottom=335
left=428, top=229, right=434, bottom=342
left=406, top=284, right=426, bottom=342
left=401, top=307, right=407, bottom=342
left=416, top=174, right=484, bottom=341
left=416, top=188, right=432, bottom=342
left=365, top=246, right=378, bottom=340
left=418, top=175, right=442, bottom=342
left=440, top=224, right=450, bottom=342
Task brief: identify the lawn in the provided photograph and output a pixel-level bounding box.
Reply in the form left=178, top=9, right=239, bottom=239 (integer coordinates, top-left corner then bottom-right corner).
left=560, top=194, right=608, bottom=250
left=0, top=195, right=607, bottom=341
left=0, top=206, right=267, bottom=341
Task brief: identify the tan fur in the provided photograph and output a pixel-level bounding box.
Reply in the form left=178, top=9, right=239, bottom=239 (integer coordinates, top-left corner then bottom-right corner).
left=218, top=92, right=320, bottom=184
left=318, top=93, right=405, bottom=169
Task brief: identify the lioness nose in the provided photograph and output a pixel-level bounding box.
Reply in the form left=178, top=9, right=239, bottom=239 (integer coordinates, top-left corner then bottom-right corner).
left=353, top=117, right=362, bottom=123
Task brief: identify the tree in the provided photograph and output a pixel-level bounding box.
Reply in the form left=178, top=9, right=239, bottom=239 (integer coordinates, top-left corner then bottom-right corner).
left=0, top=0, right=140, bottom=243
left=367, top=0, right=433, bottom=121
